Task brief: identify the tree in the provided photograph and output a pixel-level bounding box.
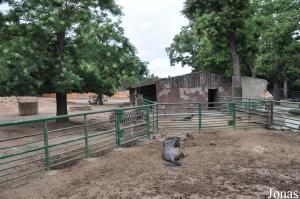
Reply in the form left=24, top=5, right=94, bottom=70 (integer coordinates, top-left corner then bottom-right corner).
left=0, top=16, right=50, bottom=96
left=166, top=25, right=231, bottom=75
left=73, top=20, right=147, bottom=104
left=254, top=0, right=300, bottom=100
left=167, top=0, right=252, bottom=97
left=0, top=0, right=147, bottom=116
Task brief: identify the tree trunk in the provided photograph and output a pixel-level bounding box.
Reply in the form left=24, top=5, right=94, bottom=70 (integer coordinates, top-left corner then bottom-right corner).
left=228, top=32, right=242, bottom=98
left=56, top=31, right=65, bottom=60
left=55, top=31, right=67, bottom=120
left=56, top=92, right=69, bottom=122
left=273, top=81, right=281, bottom=101
left=283, top=79, right=288, bottom=99
left=251, top=67, right=257, bottom=78
left=97, top=91, right=104, bottom=105
left=273, top=60, right=284, bottom=101
left=248, top=63, right=257, bottom=78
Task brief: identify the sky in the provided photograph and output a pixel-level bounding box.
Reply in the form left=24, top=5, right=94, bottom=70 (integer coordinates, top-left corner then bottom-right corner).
left=0, top=1, right=192, bottom=78
left=117, top=0, right=192, bottom=78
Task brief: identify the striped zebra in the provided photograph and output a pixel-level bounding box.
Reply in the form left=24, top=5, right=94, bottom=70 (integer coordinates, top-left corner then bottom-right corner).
left=109, top=109, right=145, bottom=125
left=109, top=109, right=146, bottom=136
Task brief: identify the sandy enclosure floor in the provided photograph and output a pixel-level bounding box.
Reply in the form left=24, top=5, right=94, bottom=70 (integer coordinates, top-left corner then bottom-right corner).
left=1, top=128, right=300, bottom=199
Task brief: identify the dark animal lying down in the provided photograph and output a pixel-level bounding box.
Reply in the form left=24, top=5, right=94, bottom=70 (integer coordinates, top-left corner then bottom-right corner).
left=162, top=136, right=184, bottom=166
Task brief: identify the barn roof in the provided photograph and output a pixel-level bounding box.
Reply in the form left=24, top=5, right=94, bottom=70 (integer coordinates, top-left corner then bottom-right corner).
left=127, top=79, right=161, bottom=89
left=126, top=72, right=230, bottom=90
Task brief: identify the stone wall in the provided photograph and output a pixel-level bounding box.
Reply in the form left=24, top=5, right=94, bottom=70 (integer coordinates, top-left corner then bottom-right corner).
left=241, top=77, right=269, bottom=99
left=43, top=91, right=129, bottom=100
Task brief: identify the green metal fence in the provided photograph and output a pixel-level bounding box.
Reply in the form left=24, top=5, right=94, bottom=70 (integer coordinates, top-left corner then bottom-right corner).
left=0, top=104, right=158, bottom=184
left=0, top=99, right=299, bottom=184
left=157, top=100, right=270, bottom=131
left=219, top=97, right=300, bottom=131
left=271, top=100, right=300, bottom=130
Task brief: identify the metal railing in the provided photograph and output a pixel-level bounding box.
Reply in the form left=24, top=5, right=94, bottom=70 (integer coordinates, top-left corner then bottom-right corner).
left=1, top=98, right=299, bottom=184
left=0, top=104, right=158, bottom=184
left=271, top=100, right=300, bottom=130
left=220, top=97, right=300, bottom=130
left=157, top=100, right=270, bottom=131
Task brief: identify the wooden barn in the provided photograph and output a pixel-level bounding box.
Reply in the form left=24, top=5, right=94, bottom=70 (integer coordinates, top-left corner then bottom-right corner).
left=127, top=72, right=269, bottom=105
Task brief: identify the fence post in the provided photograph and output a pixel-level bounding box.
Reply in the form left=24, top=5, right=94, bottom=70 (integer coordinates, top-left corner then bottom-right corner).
left=115, top=109, right=123, bottom=146
left=156, top=104, right=159, bottom=134
left=230, top=102, right=236, bottom=129
left=269, top=100, right=274, bottom=128
left=198, top=103, right=202, bottom=132
left=83, top=114, right=89, bottom=157
left=247, top=100, right=251, bottom=120
left=146, top=106, right=151, bottom=139
left=152, top=105, right=155, bottom=133
left=42, top=121, right=50, bottom=170
left=247, top=99, right=250, bottom=110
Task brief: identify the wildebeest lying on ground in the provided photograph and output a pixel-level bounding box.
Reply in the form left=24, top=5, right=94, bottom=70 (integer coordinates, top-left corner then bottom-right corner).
left=162, top=136, right=184, bottom=166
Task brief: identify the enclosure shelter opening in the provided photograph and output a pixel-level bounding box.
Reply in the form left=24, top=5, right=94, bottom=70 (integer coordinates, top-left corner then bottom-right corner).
left=139, top=84, right=157, bottom=102
left=208, top=88, right=218, bottom=108
left=128, top=80, right=159, bottom=105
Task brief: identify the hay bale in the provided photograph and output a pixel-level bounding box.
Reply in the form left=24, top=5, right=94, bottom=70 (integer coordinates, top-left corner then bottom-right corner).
left=18, top=102, right=39, bottom=116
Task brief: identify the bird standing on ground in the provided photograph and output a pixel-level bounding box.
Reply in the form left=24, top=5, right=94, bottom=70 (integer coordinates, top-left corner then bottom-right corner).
left=182, top=114, right=194, bottom=121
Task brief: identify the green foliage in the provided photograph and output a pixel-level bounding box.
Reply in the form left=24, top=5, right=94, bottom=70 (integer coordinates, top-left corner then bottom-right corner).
left=72, top=20, right=147, bottom=96
left=167, top=0, right=251, bottom=77
left=0, top=0, right=147, bottom=99
left=167, top=0, right=300, bottom=92
left=0, top=22, right=50, bottom=95
left=166, top=25, right=231, bottom=74
left=254, top=0, right=300, bottom=85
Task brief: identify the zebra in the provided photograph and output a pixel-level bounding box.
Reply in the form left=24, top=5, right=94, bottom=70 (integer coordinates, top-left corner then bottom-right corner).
left=109, top=109, right=145, bottom=124
left=109, top=109, right=146, bottom=137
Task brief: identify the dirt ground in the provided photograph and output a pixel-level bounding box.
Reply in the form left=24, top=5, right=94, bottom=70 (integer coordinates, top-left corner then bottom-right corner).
left=1, top=128, right=299, bottom=199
